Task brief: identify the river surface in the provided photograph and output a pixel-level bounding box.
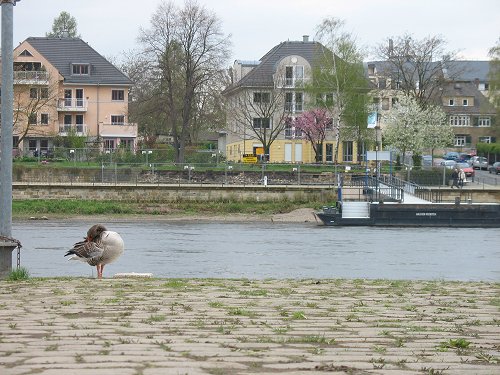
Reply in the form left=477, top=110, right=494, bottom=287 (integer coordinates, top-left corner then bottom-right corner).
left=12, top=220, right=500, bottom=281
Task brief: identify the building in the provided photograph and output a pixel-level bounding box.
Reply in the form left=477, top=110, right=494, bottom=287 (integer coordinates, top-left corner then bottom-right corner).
left=366, top=59, right=498, bottom=151
left=223, top=36, right=364, bottom=164
left=3, top=37, right=136, bottom=156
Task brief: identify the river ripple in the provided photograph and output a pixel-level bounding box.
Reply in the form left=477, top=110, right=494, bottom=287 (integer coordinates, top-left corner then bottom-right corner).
left=12, top=219, right=500, bottom=281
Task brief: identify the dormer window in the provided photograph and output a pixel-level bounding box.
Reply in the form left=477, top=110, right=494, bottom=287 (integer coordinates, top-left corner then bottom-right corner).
left=72, top=63, right=89, bottom=75
left=463, top=99, right=468, bottom=106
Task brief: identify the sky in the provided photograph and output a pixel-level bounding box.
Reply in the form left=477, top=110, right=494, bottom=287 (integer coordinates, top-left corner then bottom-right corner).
left=10, top=0, right=500, bottom=65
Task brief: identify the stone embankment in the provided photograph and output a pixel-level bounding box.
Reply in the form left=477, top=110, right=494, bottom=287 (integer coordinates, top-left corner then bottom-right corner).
left=0, top=278, right=498, bottom=374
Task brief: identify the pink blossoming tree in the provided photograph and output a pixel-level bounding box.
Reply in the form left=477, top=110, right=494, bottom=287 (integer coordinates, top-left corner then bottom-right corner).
left=293, top=109, right=332, bottom=162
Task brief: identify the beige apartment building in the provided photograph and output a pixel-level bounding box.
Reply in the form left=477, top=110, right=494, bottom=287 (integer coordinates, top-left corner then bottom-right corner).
left=223, top=36, right=364, bottom=164
left=4, top=37, right=136, bottom=156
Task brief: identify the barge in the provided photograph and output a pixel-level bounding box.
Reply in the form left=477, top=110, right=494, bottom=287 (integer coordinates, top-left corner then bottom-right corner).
left=315, top=201, right=500, bottom=227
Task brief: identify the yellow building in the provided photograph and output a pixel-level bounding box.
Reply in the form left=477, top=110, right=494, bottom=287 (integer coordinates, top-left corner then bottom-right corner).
left=222, top=36, right=363, bottom=164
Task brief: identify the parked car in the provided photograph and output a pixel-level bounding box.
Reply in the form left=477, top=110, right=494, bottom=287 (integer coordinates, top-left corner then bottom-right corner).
left=471, top=156, right=488, bottom=170
left=422, top=155, right=433, bottom=167
left=440, top=160, right=456, bottom=169
left=488, top=162, right=500, bottom=174
left=458, top=153, right=473, bottom=163
left=455, top=162, right=475, bottom=178
left=443, top=151, right=460, bottom=161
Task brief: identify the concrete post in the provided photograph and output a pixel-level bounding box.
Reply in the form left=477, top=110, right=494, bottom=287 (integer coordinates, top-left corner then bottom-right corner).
left=0, top=0, right=19, bottom=278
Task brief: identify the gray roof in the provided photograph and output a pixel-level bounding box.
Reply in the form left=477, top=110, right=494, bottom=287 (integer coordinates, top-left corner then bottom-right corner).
left=444, top=61, right=490, bottom=82
left=25, top=37, right=132, bottom=86
left=440, top=81, right=495, bottom=115
left=225, top=40, right=331, bottom=93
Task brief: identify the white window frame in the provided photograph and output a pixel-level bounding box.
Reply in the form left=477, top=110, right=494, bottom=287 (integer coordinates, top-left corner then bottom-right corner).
left=111, top=115, right=125, bottom=125
left=478, top=117, right=491, bottom=127
left=454, top=135, right=466, bottom=147
left=478, top=136, right=491, bottom=143
left=252, top=117, right=271, bottom=129
left=40, top=113, right=49, bottom=125
left=463, top=99, right=468, bottom=106
left=112, top=89, right=125, bottom=101
left=284, top=65, right=304, bottom=87
left=449, top=115, right=470, bottom=127
left=72, top=63, right=89, bottom=76
left=448, top=99, right=454, bottom=106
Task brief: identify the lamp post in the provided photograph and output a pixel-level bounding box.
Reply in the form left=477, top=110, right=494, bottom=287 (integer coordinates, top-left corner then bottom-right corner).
left=1, top=0, right=21, bottom=278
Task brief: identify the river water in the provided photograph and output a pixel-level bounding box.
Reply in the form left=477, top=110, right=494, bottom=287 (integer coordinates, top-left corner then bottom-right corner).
left=12, top=219, right=500, bottom=281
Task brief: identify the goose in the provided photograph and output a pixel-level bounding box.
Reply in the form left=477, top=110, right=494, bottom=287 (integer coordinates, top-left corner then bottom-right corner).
left=65, top=224, right=124, bottom=279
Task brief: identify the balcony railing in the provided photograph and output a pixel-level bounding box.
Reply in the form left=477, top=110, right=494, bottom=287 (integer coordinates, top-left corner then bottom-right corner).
left=100, top=122, right=138, bottom=138
left=57, top=98, right=88, bottom=112
left=58, top=124, right=88, bottom=136
left=14, top=70, right=49, bottom=84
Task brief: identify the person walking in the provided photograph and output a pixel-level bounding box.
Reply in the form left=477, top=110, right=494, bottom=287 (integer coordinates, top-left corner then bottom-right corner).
left=458, top=168, right=466, bottom=188
left=451, top=168, right=459, bottom=189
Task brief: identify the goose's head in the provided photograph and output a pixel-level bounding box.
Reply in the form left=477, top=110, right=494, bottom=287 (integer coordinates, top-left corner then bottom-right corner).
left=87, top=224, right=107, bottom=241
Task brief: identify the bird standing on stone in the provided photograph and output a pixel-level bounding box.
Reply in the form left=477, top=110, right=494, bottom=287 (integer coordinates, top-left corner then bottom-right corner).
left=65, top=224, right=124, bottom=279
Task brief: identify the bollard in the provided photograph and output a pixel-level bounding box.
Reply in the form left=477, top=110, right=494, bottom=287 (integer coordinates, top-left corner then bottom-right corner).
left=0, top=240, right=17, bottom=279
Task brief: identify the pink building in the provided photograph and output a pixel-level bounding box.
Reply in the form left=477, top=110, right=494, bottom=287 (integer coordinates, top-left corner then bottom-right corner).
left=7, top=37, right=136, bottom=155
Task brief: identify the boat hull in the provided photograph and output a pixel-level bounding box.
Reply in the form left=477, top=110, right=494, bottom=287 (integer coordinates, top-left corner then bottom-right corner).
left=315, top=203, right=500, bottom=227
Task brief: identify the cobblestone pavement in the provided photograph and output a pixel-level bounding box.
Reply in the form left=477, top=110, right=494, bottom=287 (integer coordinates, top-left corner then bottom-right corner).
left=0, top=278, right=499, bottom=374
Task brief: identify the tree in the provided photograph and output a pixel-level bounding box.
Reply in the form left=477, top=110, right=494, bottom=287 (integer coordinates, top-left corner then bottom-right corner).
left=46, top=11, right=80, bottom=38
left=488, top=37, right=500, bottom=116
left=137, top=0, right=231, bottom=163
left=225, top=81, right=288, bottom=161
left=293, top=109, right=331, bottom=162
left=313, top=17, right=370, bottom=164
left=12, top=79, right=59, bottom=148
left=383, top=95, right=452, bottom=164
left=375, top=34, right=458, bottom=107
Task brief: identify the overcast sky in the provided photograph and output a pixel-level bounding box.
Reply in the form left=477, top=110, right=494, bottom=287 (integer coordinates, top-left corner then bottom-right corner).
left=11, top=0, right=500, bottom=64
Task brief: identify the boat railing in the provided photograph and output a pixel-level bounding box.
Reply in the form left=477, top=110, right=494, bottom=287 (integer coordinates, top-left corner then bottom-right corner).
left=341, top=174, right=404, bottom=202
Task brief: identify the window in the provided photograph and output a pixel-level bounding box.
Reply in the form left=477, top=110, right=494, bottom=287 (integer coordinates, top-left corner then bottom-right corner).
left=448, top=99, right=454, bottom=106
left=112, top=90, right=125, bottom=101
left=30, top=88, right=38, bottom=99
left=478, top=117, right=491, bottom=127
left=295, top=92, right=303, bottom=112
left=72, top=64, right=89, bottom=75
left=454, top=135, right=466, bottom=147
left=253, top=92, right=270, bottom=103
left=463, top=99, right=468, bottom=106
left=120, top=139, right=134, bottom=150
left=104, top=139, right=115, bottom=150
left=284, top=65, right=304, bottom=87
left=111, top=115, right=125, bottom=125
left=20, top=49, right=33, bottom=57
left=40, top=87, right=49, bottom=99
left=285, top=92, right=293, bottom=111
left=28, top=139, right=37, bottom=151
left=28, top=112, right=37, bottom=124
left=75, top=114, right=84, bottom=133
left=326, top=144, right=333, bottom=162
left=391, top=98, right=398, bottom=106
left=40, top=113, right=49, bottom=125
left=479, top=136, right=491, bottom=143
left=342, top=141, right=353, bottom=162
left=252, top=118, right=270, bottom=129
left=449, top=115, right=470, bottom=127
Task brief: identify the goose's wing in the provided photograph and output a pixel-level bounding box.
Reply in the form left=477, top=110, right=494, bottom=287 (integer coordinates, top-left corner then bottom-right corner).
left=65, top=240, right=104, bottom=260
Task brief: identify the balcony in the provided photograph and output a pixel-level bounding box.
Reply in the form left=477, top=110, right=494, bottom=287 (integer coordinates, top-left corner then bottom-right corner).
left=100, top=122, right=138, bottom=138
left=58, top=124, right=88, bottom=136
left=57, top=98, right=88, bottom=112
left=14, top=71, right=49, bottom=85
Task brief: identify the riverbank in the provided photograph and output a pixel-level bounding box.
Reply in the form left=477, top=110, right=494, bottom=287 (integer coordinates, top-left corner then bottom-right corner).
left=0, top=278, right=498, bottom=374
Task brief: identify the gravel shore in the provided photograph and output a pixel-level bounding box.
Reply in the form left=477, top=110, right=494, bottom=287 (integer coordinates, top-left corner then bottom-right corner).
left=1, top=278, right=498, bottom=374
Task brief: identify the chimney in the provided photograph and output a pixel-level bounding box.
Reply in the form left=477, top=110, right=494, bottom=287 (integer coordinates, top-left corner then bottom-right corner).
left=388, top=39, right=394, bottom=57
left=303, top=35, right=309, bottom=43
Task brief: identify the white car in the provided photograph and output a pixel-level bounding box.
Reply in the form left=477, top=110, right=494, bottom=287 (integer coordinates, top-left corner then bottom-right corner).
left=440, top=160, right=456, bottom=169
left=471, top=156, right=488, bottom=170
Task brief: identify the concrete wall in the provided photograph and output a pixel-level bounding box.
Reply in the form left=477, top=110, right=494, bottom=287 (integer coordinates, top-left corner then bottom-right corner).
left=12, top=183, right=337, bottom=203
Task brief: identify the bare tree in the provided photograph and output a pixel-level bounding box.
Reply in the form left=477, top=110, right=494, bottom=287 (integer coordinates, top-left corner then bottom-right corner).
left=12, top=77, right=59, bottom=148
left=138, top=0, right=231, bottom=163
left=375, top=34, right=458, bottom=107
left=225, top=77, right=288, bottom=161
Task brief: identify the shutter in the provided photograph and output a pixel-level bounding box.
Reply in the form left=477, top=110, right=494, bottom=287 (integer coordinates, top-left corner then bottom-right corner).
left=491, top=137, right=496, bottom=143
left=466, top=135, right=472, bottom=146
left=472, top=116, right=478, bottom=127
